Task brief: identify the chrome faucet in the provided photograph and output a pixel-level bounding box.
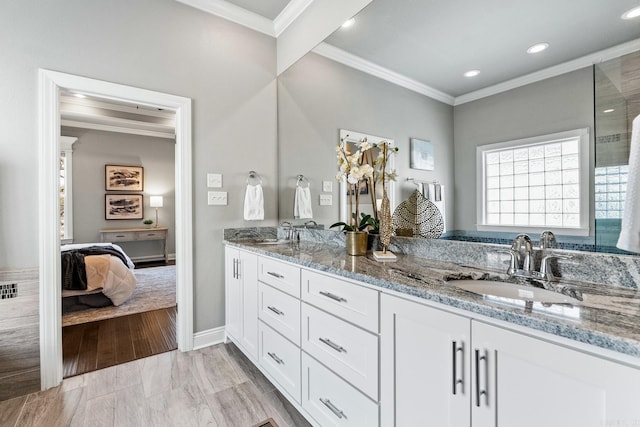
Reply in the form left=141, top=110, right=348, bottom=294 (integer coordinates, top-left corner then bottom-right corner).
left=511, top=234, right=533, bottom=275
left=497, top=232, right=572, bottom=282
left=280, top=221, right=295, bottom=240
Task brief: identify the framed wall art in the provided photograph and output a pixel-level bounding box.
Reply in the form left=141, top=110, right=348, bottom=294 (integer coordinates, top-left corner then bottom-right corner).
left=410, top=138, right=435, bottom=171
left=105, top=164, right=144, bottom=191
left=105, top=194, right=143, bottom=220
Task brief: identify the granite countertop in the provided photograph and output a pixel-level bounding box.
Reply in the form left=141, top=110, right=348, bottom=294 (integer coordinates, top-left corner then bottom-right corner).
left=226, top=239, right=640, bottom=360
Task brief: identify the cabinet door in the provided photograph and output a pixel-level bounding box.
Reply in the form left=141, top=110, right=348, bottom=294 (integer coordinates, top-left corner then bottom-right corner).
left=381, top=294, right=471, bottom=427
left=225, top=247, right=241, bottom=342
left=472, top=321, right=640, bottom=427
left=240, top=250, right=258, bottom=360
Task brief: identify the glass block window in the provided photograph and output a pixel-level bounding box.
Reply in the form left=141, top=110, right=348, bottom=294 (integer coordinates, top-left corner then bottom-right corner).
left=595, top=165, right=628, bottom=219
left=477, top=129, right=589, bottom=234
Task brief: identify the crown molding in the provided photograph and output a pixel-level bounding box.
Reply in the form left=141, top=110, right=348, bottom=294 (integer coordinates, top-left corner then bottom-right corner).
left=312, top=42, right=455, bottom=105
left=176, top=0, right=275, bottom=36
left=454, top=38, right=640, bottom=106
left=273, top=0, right=314, bottom=37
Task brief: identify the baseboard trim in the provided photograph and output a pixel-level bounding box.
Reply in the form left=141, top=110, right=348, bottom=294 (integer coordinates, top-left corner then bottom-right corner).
left=192, top=326, right=226, bottom=350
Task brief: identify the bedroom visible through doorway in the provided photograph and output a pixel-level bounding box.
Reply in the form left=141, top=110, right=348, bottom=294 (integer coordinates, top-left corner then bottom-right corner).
left=39, top=69, right=194, bottom=391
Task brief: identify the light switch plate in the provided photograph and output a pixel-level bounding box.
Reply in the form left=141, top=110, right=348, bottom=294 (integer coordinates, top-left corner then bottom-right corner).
left=319, top=194, right=332, bottom=206
left=207, top=173, right=222, bottom=188
left=322, top=180, right=333, bottom=192
left=208, top=191, right=227, bottom=205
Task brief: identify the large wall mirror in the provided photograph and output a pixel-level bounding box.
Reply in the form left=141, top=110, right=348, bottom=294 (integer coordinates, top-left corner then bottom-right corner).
left=277, top=0, right=640, bottom=255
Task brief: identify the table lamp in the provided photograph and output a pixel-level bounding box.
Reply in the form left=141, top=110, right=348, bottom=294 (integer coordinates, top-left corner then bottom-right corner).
left=150, top=196, right=163, bottom=227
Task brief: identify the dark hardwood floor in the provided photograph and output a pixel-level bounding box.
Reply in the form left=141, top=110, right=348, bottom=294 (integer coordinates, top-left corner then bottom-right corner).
left=62, top=306, right=177, bottom=378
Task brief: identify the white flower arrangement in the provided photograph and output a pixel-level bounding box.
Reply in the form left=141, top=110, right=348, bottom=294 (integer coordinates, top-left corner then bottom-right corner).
left=335, top=136, right=375, bottom=229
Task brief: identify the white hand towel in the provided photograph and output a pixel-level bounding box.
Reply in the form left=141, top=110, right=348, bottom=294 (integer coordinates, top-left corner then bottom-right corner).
left=425, top=183, right=446, bottom=232
left=617, top=114, right=640, bottom=253
left=244, top=184, right=264, bottom=221
left=294, top=186, right=313, bottom=219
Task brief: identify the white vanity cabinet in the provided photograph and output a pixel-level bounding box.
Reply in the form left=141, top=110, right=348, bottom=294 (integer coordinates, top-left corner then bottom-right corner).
left=224, top=247, right=258, bottom=360
left=380, top=293, right=471, bottom=427
left=381, top=293, right=640, bottom=427
left=472, top=321, right=640, bottom=427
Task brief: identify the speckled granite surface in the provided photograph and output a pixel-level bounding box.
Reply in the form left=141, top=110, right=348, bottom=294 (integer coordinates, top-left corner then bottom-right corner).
left=225, top=234, right=640, bottom=360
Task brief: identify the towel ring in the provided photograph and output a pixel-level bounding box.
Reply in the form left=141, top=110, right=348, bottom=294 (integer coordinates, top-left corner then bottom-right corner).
left=296, top=174, right=310, bottom=188
left=247, top=170, right=262, bottom=185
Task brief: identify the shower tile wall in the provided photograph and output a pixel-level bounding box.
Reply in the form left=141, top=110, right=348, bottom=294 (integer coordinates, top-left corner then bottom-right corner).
left=0, top=268, right=40, bottom=401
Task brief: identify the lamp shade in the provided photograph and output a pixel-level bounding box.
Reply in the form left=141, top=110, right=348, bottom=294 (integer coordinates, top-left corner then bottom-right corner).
left=150, top=196, right=163, bottom=208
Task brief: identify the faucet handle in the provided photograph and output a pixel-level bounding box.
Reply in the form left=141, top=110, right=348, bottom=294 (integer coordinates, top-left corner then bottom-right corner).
left=539, top=254, right=572, bottom=281
left=496, top=249, right=518, bottom=276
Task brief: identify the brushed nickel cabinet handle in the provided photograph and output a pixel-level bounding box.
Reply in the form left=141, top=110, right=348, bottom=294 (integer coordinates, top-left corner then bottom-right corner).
left=319, top=337, right=346, bottom=353
left=318, top=291, right=347, bottom=303
left=267, top=271, right=284, bottom=279
left=267, top=306, right=284, bottom=316
left=475, top=349, right=488, bottom=407
left=319, top=398, right=345, bottom=419
left=452, top=341, right=464, bottom=395
left=267, top=352, right=284, bottom=365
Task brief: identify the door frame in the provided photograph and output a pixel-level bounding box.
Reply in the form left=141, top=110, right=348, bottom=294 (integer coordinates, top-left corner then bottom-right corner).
left=38, top=69, right=194, bottom=390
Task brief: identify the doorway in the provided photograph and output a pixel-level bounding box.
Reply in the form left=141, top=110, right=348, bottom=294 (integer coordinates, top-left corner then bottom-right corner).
left=39, top=69, right=193, bottom=390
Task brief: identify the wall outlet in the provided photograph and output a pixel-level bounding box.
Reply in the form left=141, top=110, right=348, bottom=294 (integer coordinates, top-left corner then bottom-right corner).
left=319, top=194, right=332, bottom=206
left=322, top=180, right=333, bottom=192
left=207, top=173, right=222, bottom=188
left=208, top=191, right=227, bottom=205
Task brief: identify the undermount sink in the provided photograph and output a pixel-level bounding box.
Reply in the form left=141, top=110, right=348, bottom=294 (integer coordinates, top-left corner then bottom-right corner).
left=254, top=238, right=291, bottom=245
left=447, top=280, right=580, bottom=305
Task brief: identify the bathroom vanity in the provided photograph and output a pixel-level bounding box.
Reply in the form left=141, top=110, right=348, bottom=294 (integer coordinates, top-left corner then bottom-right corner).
left=224, top=239, right=640, bottom=427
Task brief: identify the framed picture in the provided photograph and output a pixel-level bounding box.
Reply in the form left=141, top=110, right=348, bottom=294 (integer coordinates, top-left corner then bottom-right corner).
left=410, top=138, right=435, bottom=171
left=105, top=194, right=143, bottom=220
left=105, top=165, right=144, bottom=191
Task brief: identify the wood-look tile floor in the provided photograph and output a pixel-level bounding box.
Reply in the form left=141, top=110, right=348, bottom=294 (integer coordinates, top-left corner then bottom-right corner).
left=63, top=307, right=177, bottom=378
left=1, top=342, right=312, bottom=427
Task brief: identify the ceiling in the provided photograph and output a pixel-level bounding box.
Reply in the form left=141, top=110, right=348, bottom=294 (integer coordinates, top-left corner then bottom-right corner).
left=203, top=0, right=640, bottom=104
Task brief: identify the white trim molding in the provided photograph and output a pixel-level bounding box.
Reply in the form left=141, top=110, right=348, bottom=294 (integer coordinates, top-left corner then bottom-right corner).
left=273, top=0, right=314, bottom=37
left=193, top=326, right=226, bottom=350
left=38, top=69, right=194, bottom=391
left=313, top=43, right=455, bottom=106
left=176, top=0, right=275, bottom=36
left=455, top=38, right=640, bottom=105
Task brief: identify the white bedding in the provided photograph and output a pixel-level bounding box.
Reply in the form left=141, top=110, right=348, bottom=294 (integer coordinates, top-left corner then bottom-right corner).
left=61, top=242, right=136, bottom=269
left=61, top=243, right=137, bottom=306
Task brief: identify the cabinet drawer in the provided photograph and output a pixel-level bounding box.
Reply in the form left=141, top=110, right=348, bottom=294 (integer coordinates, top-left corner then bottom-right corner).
left=135, top=230, right=166, bottom=241
left=302, top=303, right=379, bottom=400
left=302, top=269, right=379, bottom=333
left=258, top=322, right=301, bottom=404
left=302, top=353, right=379, bottom=427
left=258, top=257, right=301, bottom=298
left=101, top=231, right=135, bottom=242
left=259, top=282, right=301, bottom=345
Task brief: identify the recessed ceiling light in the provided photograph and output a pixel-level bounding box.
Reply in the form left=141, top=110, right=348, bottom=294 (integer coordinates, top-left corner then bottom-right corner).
left=464, top=70, right=480, bottom=78
left=74, top=93, right=86, bottom=98
left=527, top=43, right=549, bottom=54
left=342, top=18, right=355, bottom=28
left=603, top=108, right=615, bottom=113
left=621, top=6, right=640, bottom=19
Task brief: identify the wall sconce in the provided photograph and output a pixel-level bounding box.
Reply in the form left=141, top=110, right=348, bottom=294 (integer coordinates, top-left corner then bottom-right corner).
left=149, top=196, right=163, bottom=227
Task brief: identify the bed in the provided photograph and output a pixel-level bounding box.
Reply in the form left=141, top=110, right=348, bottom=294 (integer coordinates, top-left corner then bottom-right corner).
left=61, top=243, right=137, bottom=313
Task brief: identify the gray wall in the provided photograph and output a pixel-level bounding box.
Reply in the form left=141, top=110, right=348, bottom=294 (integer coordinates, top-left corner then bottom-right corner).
left=0, top=0, right=278, bottom=333
left=278, top=52, right=454, bottom=228
left=64, top=129, right=176, bottom=259
left=452, top=67, right=595, bottom=232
